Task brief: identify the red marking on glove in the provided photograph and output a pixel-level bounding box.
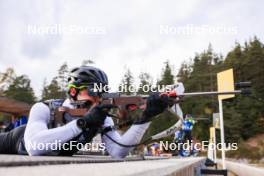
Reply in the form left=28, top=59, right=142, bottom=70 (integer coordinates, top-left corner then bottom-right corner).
left=128, top=104, right=138, bottom=111
left=167, top=90, right=177, bottom=97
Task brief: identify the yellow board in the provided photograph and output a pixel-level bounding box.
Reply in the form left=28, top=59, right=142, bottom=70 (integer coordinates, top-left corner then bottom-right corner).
left=217, top=69, right=235, bottom=100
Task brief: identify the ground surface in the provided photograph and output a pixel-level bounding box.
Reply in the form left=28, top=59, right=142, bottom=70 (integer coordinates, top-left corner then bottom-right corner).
left=0, top=155, right=204, bottom=176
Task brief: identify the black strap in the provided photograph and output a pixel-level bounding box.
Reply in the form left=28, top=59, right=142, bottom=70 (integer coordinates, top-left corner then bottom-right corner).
left=43, top=99, right=65, bottom=128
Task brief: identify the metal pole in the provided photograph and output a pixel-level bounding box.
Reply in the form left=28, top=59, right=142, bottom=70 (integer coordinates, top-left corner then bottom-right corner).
left=218, top=99, right=226, bottom=169
left=213, top=127, right=217, bottom=163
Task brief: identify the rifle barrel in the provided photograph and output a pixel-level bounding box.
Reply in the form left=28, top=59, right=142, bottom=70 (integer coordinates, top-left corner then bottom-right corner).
left=180, top=90, right=241, bottom=97
left=140, top=90, right=242, bottom=98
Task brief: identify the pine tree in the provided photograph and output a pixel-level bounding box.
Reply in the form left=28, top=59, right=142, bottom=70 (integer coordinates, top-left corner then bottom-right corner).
left=177, top=61, right=191, bottom=83
left=225, top=43, right=245, bottom=81
left=243, top=37, right=264, bottom=99
left=4, top=75, right=36, bottom=104
left=137, top=72, right=152, bottom=95
left=57, top=62, right=69, bottom=91
left=41, top=78, right=49, bottom=101
left=119, top=69, right=135, bottom=95
left=0, top=68, right=16, bottom=95
left=41, top=78, right=65, bottom=100
left=177, top=38, right=264, bottom=143
left=158, top=61, right=174, bottom=86
left=41, top=63, right=70, bottom=100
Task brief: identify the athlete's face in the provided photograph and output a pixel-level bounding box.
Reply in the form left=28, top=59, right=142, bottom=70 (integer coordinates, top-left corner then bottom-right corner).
left=77, top=89, right=100, bottom=107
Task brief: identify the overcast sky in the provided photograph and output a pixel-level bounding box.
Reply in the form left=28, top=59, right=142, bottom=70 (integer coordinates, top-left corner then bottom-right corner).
left=0, top=0, right=263, bottom=98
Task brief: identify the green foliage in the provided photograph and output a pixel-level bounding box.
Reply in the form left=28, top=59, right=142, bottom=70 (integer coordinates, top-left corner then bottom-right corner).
left=177, top=61, right=191, bottom=83
left=41, top=63, right=69, bottom=100
left=4, top=75, right=36, bottom=104
left=0, top=68, right=16, bottom=95
left=158, top=61, right=174, bottom=86
left=41, top=78, right=65, bottom=100
left=137, top=72, right=153, bottom=95
left=119, top=69, right=135, bottom=95
left=0, top=68, right=35, bottom=104
left=57, top=62, right=69, bottom=90
left=177, top=38, right=264, bottom=144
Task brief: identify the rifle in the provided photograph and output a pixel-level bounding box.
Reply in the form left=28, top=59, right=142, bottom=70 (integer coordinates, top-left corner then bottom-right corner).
left=53, top=86, right=249, bottom=127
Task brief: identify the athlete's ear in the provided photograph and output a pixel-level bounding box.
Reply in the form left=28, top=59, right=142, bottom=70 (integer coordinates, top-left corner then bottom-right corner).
left=69, top=88, right=77, bottom=97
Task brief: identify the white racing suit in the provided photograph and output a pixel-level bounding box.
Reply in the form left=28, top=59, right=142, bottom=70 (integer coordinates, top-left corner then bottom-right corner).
left=23, top=99, right=150, bottom=158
